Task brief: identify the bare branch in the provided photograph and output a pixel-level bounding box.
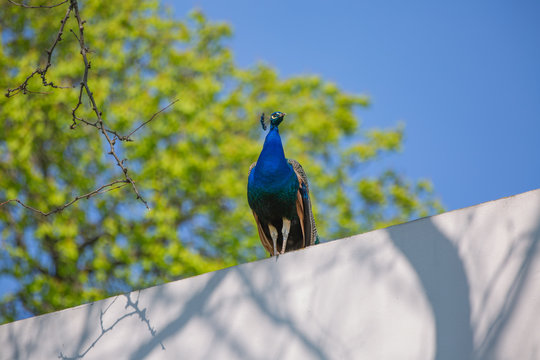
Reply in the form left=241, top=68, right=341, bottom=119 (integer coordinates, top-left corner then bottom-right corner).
left=7, top=0, right=68, bottom=9
left=69, top=0, right=150, bottom=208
left=124, top=99, right=180, bottom=140
left=0, top=180, right=129, bottom=216
left=5, top=2, right=72, bottom=97
left=4, top=0, right=180, bottom=214
left=71, top=98, right=179, bottom=142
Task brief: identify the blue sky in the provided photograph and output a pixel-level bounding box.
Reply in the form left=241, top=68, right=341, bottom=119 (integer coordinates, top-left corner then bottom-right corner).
left=169, top=0, right=540, bottom=212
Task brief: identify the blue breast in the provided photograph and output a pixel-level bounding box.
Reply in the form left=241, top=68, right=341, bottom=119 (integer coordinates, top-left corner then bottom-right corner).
left=247, top=127, right=299, bottom=222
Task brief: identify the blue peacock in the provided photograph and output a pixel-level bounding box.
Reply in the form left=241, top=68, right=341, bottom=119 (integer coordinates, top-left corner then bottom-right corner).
left=247, top=111, right=319, bottom=256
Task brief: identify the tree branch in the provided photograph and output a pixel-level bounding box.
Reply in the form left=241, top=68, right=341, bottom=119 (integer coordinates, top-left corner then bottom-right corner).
left=7, top=0, right=68, bottom=9
left=3, top=0, right=180, bottom=214
left=0, top=180, right=129, bottom=216
left=5, top=3, right=73, bottom=97
left=71, top=98, right=179, bottom=142
left=69, top=0, right=149, bottom=208
left=124, top=99, right=179, bottom=140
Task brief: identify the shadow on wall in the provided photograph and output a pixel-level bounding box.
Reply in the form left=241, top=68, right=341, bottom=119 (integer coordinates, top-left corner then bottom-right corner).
left=59, top=291, right=163, bottom=360
left=473, top=216, right=540, bottom=360
left=126, top=270, right=232, bottom=360
left=55, top=254, right=336, bottom=359
left=126, top=262, right=331, bottom=360
left=22, top=198, right=538, bottom=360
left=387, top=219, right=475, bottom=360
left=387, top=207, right=540, bottom=360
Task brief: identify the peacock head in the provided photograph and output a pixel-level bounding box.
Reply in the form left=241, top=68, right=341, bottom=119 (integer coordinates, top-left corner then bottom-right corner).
left=260, top=111, right=286, bottom=130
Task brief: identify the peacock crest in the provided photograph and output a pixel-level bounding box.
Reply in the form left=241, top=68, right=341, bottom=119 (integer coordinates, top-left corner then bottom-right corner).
left=259, top=111, right=286, bottom=131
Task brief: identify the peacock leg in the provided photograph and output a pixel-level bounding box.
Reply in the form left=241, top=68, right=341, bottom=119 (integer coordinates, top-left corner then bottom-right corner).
left=280, top=218, right=291, bottom=254
left=268, top=224, right=279, bottom=256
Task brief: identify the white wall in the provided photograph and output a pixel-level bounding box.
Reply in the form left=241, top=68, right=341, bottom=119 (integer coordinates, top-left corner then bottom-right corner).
left=1, top=189, right=540, bottom=360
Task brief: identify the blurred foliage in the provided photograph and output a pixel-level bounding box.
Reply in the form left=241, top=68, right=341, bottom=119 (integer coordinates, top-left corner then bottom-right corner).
left=0, top=0, right=443, bottom=323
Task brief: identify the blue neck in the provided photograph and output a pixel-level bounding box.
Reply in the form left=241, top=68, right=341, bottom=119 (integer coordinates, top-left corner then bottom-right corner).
left=255, top=126, right=290, bottom=176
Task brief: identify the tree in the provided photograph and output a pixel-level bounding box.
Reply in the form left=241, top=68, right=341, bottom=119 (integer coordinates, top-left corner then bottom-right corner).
left=0, top=0, right=443, bottom=323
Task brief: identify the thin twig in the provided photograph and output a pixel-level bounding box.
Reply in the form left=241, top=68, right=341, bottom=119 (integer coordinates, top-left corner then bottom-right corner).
left=5, top=2, right=72, bottom=97
left=7, top=0, right=68, bottom=9
left=71, top=99, right=179, bottom=142
left=0, top=180, right=129, bottom=216
left=124, top=99, right=179, bottom=140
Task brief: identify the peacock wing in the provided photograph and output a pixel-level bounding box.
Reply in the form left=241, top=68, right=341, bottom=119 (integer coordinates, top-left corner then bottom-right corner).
left=251, top=210, right=274, bottom=254
left=287, top=159, right=319, bottom=247
left=248, top=162, right=256, bottom=176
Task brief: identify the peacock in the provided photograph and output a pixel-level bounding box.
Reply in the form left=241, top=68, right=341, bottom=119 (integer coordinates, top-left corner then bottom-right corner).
left=247, top=111, right=319, bottom=256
